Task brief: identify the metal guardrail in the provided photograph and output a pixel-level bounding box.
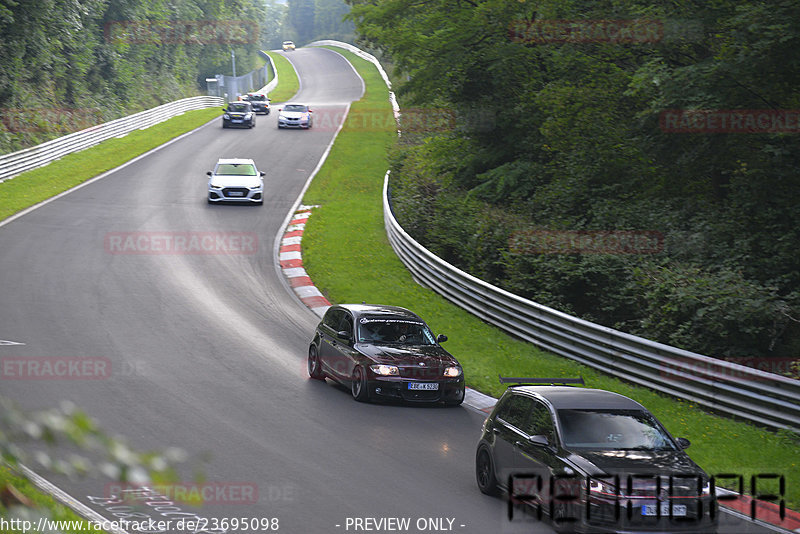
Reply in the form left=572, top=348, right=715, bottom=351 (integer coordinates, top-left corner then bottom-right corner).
left=0, top=96, right=223, bottom=183
left=382, top=174, right=800, bottom=432
left=303, top=40, right=800, bottom=433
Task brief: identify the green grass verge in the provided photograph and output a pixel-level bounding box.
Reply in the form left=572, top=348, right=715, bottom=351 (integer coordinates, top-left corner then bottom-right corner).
left=0, top=108, right=219, bottom=222
left=300, top=47, right=800, bottom=509
left=265, top=51, right=300, bottom=103
left=0, top=465, right=106, bottom=533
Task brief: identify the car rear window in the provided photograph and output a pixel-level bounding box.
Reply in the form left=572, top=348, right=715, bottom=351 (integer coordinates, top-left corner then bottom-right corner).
left=215, top=164, right=257, bottom=176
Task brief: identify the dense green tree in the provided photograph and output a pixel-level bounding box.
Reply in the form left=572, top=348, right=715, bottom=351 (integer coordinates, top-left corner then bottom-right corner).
left=0, top=0, right=268, bottom=153
left=350, top=0, right=800, bottom=364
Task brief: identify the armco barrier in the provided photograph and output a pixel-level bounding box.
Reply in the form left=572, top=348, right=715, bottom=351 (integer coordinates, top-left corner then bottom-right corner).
left=0, top=96, right=223, bottom=183
left=382, top=175, right=800, bottom=433
left=309, top=40, right=800, bottom=433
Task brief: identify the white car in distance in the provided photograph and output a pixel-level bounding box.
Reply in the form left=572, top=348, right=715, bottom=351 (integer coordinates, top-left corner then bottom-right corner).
left=277, top=104, right=313, bottom=129
left=207, top=158, right=265, bottom=205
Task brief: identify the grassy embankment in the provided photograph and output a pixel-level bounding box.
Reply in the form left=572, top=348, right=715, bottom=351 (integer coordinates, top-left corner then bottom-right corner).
left=264, top=51, right=300, bottom=103
left=300, top=47, right=800, bottom=509
left=0, top=108, right=218, bottom=221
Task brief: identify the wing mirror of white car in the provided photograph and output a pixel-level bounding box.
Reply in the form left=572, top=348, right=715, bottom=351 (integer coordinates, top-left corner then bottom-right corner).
left=206, top=171, right=212, bottom=176
left=260, top=172, right=266, bottom=176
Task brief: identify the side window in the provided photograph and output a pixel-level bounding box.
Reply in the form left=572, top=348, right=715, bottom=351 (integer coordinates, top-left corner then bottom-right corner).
left=337, top=312, right=354, bottom=338
left=497, top=394, right=533, bottom=431
left=322, top=309, right=341, bottom=330
left=524, top=400, right=556, bottom=445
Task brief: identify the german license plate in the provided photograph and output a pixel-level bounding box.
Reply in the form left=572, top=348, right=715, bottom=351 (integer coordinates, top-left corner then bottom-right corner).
left=408, top=382, right=438, bottom=391
left=641, top=504, right=687, bottom=516
left=228, top=191, right=244, bottom=196
left=232, top=119, right=242, bottom=123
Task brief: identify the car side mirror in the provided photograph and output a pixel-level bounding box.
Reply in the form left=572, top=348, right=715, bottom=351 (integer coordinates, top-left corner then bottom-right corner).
left=260, top=172, right=265, bottom=176
left=529, top=435, right=549, bottom=447
left=676, top=437, right=691, bottom=449
left=337, top=330, right=352, bottom=341
left=436, top=334, right=448, bottom=343
left=206, top=171, right=212, bottom=176
left=278, top=108, right=282, bottom=112
left=221, top=107, right=226, bottom=111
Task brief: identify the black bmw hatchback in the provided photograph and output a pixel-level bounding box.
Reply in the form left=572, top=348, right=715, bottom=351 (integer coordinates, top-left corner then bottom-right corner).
left=476, top=378, right=717, bottom=533
left=308, top=304, right=465, bottom=405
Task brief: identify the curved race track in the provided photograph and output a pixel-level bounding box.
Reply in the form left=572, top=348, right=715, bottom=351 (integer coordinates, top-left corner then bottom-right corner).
left=0, top=48, right=774, bottom=534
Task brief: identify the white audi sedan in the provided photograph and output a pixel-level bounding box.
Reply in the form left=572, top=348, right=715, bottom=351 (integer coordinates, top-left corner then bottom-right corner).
left=206, top=158, right=265, bottom=205
left=277, top=104, right=313, bottom=129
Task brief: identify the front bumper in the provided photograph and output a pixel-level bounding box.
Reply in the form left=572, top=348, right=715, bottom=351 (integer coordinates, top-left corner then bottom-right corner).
left=551, top=498, right=717, bottom=533
left=222, top=118, right=254, bottom=128
left=208, top=186, right=263, bottom=203
left=278, top=117, right=311, bottom=129
left=366, top=376, right=465, bottom=404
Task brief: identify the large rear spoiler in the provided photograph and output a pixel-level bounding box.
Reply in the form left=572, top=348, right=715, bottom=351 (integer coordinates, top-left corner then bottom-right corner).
left=498, top=375, right=584, bottom=386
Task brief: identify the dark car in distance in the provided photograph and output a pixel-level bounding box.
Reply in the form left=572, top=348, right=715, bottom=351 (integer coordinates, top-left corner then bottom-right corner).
left=221, top=101, right=256, bottom=128
left=308, top=304, right=465, bottom=405
left=476, top=378, right=717, bottom=533
left=243, top=93, right=270, bottom=114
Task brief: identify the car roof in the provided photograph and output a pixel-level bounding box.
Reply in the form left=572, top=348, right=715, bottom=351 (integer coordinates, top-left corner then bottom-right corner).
left=215, top=158, right=256, bottom=165
left=335, top=304, right=422, bottom=321
left=508, top=386, right=647, bottom=411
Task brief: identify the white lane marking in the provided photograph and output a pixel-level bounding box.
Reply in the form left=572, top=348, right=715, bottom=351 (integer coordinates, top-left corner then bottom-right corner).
left=0, top=339, right=25, bottom=346
left=17, top=464, right=130, bottom=534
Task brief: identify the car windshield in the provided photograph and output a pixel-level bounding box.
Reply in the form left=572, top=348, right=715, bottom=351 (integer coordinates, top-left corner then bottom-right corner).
left=283, top=104, right=307, bottom=112
left=228, top=103, right=249, bottom=112
left=214, top=163, right=257, bottom=176
left=248, top=95, right=266, bottom=101
left=557, top=409, right=676, bottom=451
left=357, top=319, right=436, bottom=345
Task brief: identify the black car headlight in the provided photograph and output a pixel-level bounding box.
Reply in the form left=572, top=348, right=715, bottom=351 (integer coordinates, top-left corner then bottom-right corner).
left=443, top=366, right=462, bottom=378
left=587, top=478, right=619, bottom=497
left=370, top=364, right=399, bottom=376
